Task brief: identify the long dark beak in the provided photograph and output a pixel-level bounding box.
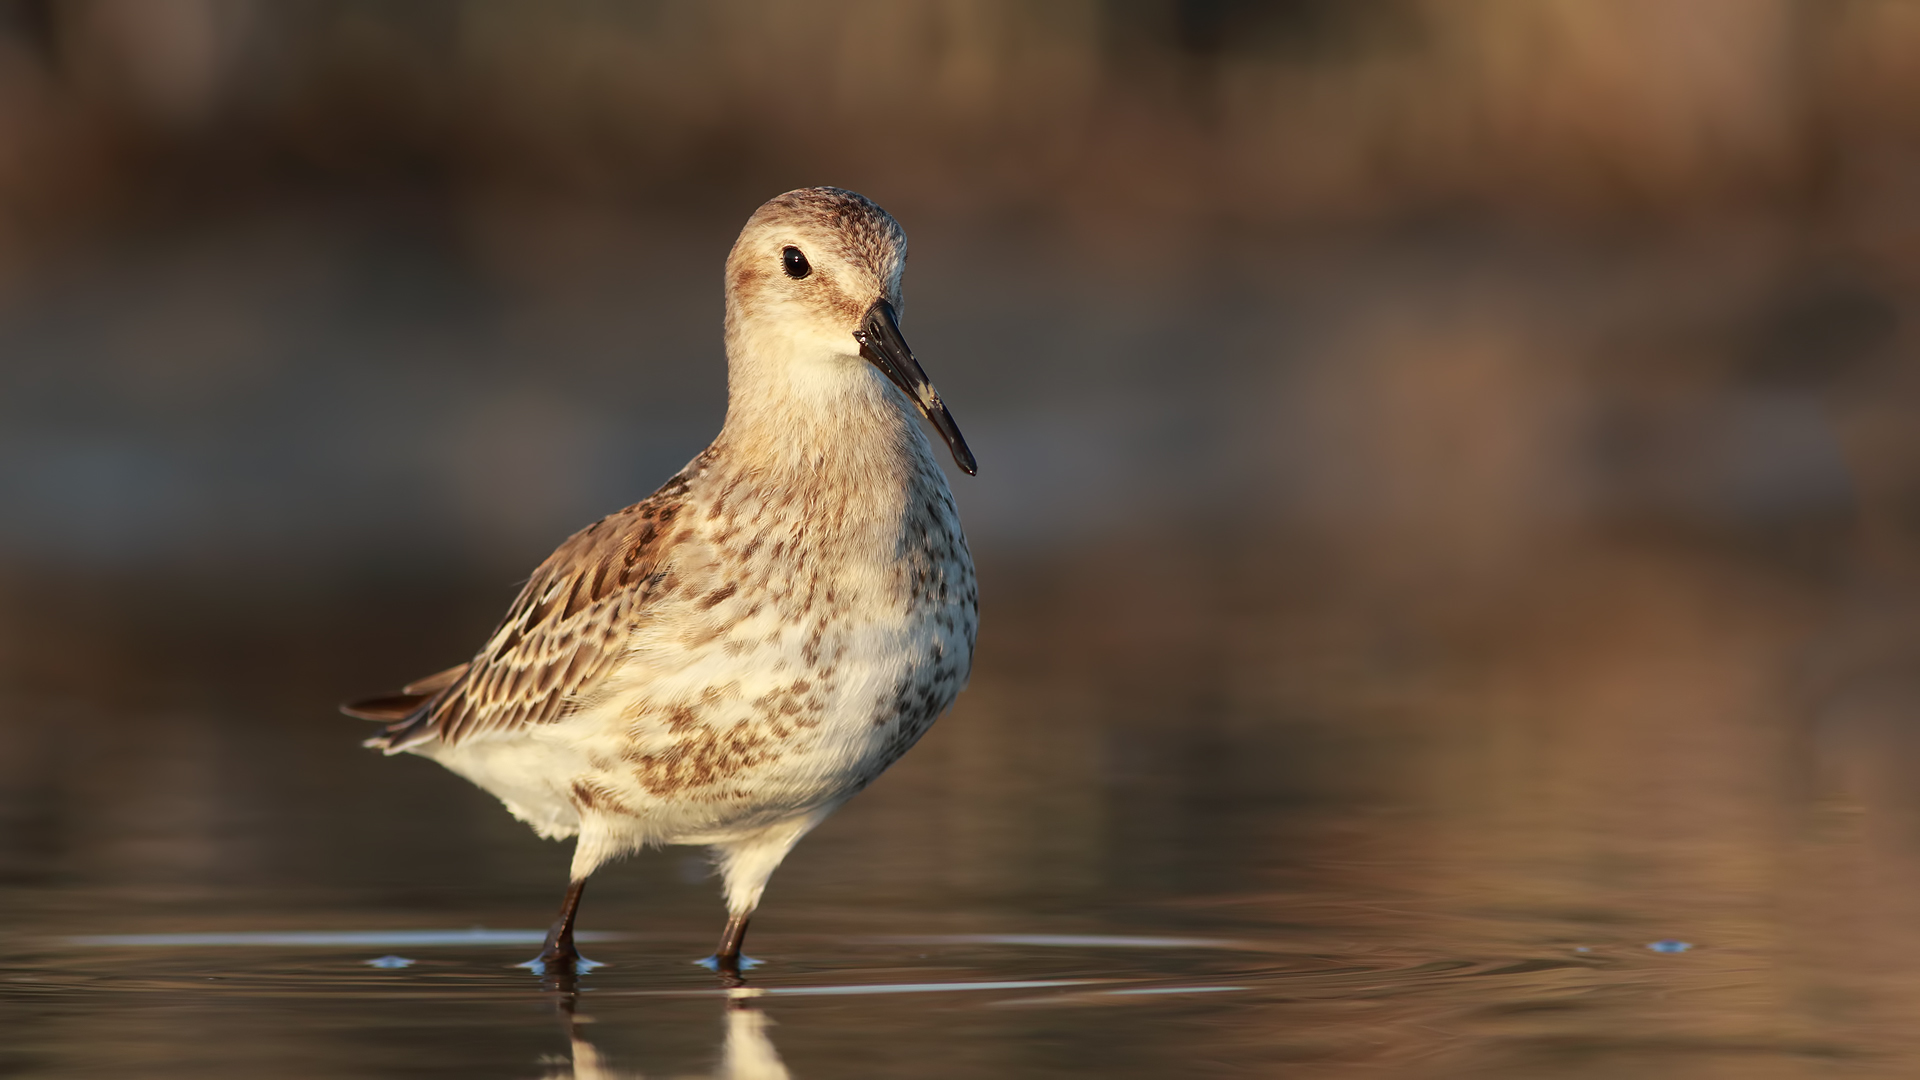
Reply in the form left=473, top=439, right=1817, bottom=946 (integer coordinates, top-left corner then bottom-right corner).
left=854, top=299, right=977, bottom=476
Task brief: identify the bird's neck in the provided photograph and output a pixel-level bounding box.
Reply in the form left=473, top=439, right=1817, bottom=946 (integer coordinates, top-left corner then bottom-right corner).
left=711, top=333, right=936, bottom=523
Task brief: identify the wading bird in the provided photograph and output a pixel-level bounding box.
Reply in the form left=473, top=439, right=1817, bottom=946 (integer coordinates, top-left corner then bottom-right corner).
left=345, top=187, right=977, bottom=979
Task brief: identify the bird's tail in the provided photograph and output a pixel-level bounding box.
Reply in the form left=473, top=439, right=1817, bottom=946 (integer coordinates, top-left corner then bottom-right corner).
left=341, top=662, right=469, bottom=753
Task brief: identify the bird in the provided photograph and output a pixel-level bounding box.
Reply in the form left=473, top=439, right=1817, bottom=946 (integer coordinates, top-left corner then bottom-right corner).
left=343, top=187, right=977, bottom=980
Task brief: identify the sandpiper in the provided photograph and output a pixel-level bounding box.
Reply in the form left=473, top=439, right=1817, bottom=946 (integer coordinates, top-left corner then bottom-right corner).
left=344, top=187, right=976, bottom=978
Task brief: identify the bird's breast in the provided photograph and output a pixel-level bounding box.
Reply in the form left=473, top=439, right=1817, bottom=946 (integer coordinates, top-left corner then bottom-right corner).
left=566, top=470, right=975, bottom=823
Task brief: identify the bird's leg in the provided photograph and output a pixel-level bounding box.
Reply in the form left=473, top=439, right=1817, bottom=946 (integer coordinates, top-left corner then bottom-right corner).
left=705, top=912, right=752, bottom=985
left=531, top=878, right=589, bottom=977
left=701, top=815, right=827, bottom=982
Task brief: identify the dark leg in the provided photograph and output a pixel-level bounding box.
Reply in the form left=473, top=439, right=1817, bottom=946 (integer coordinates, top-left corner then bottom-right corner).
left=705, top=911, right=751, bottom=983
left=531, top=878, right=589, bottom=975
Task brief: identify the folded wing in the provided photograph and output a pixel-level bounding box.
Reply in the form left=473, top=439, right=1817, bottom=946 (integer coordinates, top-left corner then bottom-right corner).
left=345, top=477, right=692, bottom=752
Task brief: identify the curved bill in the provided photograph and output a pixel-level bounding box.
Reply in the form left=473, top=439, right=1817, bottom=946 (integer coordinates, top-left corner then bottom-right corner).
left=853, top=299, right=978, bottom=476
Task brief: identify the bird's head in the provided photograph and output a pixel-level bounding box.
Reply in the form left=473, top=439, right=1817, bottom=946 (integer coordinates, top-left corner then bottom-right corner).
left=723, top=187, right=974, bottom=476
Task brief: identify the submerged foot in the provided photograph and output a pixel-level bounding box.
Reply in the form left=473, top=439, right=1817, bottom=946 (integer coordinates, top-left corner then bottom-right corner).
left=524, top=920, right=602, bottom=982
left=700, top=912, right=757, bottom=985
left=527, top=944, right=578, bottom=972
left=525, top=943, right=604, bottom=993
left=697, top=951, right=760, bottom=988
left=696, top=952, right=762, bottom=973
left=524, top=878, right=597, bottom=982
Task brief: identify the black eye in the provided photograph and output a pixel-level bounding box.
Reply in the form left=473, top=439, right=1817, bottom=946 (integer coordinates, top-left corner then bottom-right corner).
left=782, top=246, right=811, bottom=279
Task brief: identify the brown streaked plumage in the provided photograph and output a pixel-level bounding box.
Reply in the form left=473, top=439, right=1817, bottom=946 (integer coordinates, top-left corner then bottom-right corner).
left=343, top=187, right=977, bottom=983
left=350, top=470, right=696, bottom=748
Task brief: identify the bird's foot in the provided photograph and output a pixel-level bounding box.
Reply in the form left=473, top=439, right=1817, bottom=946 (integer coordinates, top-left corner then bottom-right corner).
left=696, top=952, right=762, bottom=988
left=695, top=953, right=763, bottom=973
left=522, top=949, right=604, bottom=995
left=522, top=951, right=606, bottom=974
left=521, top=934, right=604, bottom=979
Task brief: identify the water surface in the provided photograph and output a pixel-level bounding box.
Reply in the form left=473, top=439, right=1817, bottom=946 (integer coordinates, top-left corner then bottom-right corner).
left=5, top=534, right=1915, bottom=1077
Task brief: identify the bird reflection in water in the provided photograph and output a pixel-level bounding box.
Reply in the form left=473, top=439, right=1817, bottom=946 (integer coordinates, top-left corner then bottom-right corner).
left=541, top=991, right=791, bottom=1080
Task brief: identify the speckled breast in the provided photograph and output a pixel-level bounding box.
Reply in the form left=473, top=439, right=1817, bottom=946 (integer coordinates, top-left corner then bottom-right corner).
left=570, top=468, right=976, bottom=827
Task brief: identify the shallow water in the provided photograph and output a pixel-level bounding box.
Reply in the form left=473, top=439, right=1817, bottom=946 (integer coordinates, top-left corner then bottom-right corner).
left=4, top=534, right=1920, bottom=1077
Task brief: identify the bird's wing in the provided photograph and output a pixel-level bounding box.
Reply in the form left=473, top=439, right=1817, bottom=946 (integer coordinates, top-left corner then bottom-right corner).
left=339, top=662, right=471, bottom=722
left=347, top=476, right=693, bottom=752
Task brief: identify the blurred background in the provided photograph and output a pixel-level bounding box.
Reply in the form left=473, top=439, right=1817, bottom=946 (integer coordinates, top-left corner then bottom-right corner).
left=5, top=2, right=1920, bottom=1077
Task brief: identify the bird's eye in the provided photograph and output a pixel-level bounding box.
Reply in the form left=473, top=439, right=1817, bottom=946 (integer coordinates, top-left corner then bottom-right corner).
left=782, top=246, right=811, bottom=279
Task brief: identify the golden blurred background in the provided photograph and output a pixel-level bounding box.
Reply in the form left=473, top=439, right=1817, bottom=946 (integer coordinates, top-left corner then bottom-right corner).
left=5, top=2, right=1920, bottom=1076
left=0, top=2, right=1915, bottom=569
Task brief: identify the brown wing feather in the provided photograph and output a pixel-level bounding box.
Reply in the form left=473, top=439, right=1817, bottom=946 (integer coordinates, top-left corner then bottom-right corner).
left=340, top=662, right=473, bottom=722
left=351, top=473, right=692, bottom=752
left=402, top=663, right=470, bottom=695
